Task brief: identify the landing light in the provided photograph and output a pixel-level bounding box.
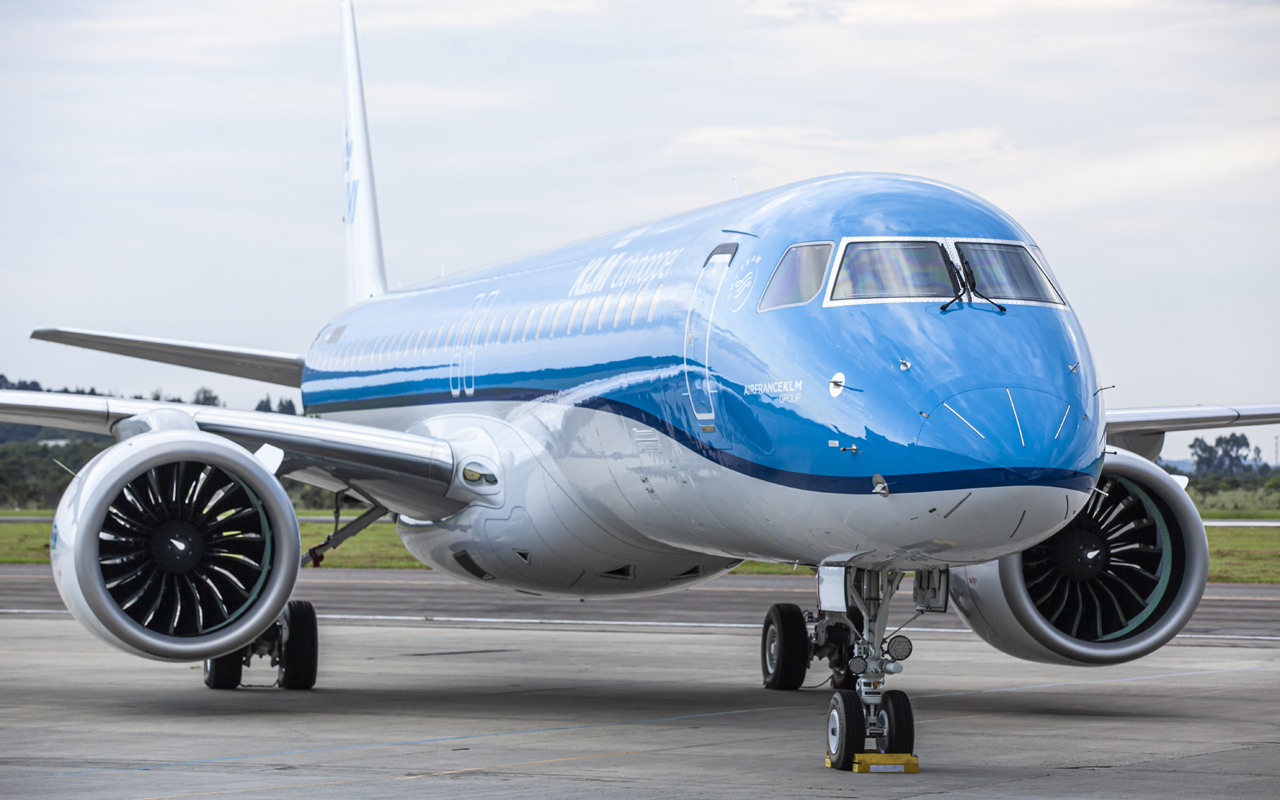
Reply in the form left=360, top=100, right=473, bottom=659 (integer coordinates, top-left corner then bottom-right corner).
left=462, top=463, right=498, bottom=486
left=886, top=635, right=913, bottom=661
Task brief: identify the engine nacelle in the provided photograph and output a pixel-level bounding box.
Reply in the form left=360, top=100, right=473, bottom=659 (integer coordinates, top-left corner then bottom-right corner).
left=949, top=447, right=1208, bottom=665
left=51, top=422, right=300, bottom=662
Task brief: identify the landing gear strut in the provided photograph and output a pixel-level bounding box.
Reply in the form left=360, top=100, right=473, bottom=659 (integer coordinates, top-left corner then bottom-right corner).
left=202, top=600, right=319, bottom=690
left=806, top=565, right=947, bottom=767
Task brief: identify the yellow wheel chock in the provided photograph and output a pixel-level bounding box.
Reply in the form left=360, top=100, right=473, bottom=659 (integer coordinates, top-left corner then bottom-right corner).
left=826, top=753, right=919, bottom=773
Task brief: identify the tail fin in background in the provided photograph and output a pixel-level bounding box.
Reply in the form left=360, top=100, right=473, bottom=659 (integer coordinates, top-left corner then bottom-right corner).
left=341, top=0, right=387, bottom=306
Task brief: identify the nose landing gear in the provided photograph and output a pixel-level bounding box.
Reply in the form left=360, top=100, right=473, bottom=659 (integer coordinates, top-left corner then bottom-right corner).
left=762, top=565, right=947, bottom=771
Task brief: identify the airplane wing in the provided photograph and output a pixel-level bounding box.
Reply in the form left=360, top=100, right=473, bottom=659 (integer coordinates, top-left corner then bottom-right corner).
left=1105, top=403, right=1280, bottom=460
left=30, top=328, right=305, bottom=388
left=0, top=390, right=461, bottom=521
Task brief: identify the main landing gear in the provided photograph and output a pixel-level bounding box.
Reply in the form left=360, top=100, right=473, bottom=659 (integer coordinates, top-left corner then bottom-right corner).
left=760, top=565, right=949, bottom=769
left=204, top=600, right=319, bottom=690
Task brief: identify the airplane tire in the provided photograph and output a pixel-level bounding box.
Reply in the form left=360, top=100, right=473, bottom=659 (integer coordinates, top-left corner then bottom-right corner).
left=876, top=689, right=915, bottom=754
left=277, top=600, right=318, bottom=690
left=826, top=689, right=865, bottom=770
left=831, top=650, right=858, bottom=690
left=761, top=603, right=809, bottom=690
left=203, top=651, right=243, bottom=690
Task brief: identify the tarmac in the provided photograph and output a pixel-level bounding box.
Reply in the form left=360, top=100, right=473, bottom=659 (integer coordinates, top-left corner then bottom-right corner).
left=0, top=564, right=1277, bottom=798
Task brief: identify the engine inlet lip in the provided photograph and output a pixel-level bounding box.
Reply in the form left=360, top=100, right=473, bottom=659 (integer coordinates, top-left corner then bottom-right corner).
left=69, top=430, right=300, bottom=662
left=998, top=447, right=1208, bottom=665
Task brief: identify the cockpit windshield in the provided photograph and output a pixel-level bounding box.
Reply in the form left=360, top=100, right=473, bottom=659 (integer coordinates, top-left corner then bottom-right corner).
left=955, top=242, right=1062, bottom=304
left=830, top=241, right=956, bottom=300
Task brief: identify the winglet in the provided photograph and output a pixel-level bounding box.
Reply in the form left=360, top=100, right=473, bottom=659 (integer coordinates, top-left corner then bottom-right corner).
left=341, top=0, right=387, bottom=307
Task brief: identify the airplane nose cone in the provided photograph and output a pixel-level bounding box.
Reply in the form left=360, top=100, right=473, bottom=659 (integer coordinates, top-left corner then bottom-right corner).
left=915, top=387, right=1089, bottom=476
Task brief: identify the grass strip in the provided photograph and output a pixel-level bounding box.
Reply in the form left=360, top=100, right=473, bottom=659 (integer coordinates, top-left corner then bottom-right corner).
left=1204, top=526, right=1280, bottom=583
left=3, top=522, right=1276, bottom=583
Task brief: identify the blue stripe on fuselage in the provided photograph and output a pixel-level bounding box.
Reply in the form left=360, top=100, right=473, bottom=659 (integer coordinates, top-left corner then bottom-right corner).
left=305, top=388, right=1096, bottom=495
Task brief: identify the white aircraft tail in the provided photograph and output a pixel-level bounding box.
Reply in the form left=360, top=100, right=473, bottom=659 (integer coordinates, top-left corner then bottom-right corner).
left=341, top=0, right=387, bottom=306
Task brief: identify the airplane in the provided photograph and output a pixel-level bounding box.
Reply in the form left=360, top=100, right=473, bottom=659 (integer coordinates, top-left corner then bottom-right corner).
left=3, top=0, right=1278, bottom=769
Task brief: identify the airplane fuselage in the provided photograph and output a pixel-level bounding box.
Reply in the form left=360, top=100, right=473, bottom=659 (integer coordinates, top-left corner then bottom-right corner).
left=301, top=173, right=1104, bottom=596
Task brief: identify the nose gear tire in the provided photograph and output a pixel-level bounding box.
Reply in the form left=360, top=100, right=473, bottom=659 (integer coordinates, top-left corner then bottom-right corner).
left=875, top=689, right=915, bottom=754
left=761, top=603, right=809, bottom=690
left=277, top=600, right=318, bottom=690
left=826, top=689, right=865, bottom=770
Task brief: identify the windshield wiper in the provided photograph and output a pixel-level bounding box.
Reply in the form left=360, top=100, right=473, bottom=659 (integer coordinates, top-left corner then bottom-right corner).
left=940, top=247, right=967, bottom=311
left=959, top=253, right=1007, bottom=313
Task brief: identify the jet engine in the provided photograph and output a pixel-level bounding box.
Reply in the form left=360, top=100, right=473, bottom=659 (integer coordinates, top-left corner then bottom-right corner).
left=50, top=412, right=300, bottom=662
left=949, top=447, right=1208, bottom=665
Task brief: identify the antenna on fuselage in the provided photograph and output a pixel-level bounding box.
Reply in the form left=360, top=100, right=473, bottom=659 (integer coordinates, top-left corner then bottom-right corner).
left=341, top=0, right=388, bottom=307
left=732, top=178, right=741, bottom=198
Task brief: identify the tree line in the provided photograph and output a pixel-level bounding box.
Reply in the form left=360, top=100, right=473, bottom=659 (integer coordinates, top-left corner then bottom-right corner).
left=1174, top=433, right=1279, bottom=494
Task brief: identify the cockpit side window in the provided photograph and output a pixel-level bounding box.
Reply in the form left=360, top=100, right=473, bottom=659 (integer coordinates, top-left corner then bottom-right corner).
left=758, top=242, right=833, bottom=311
left=955, top=242, right=1062, bottom=304
left=830, top=241, right=955, bottom=300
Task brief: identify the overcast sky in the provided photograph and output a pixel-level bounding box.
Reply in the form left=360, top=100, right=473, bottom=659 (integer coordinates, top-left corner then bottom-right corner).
left=2, top=0, right=1277, bottom=463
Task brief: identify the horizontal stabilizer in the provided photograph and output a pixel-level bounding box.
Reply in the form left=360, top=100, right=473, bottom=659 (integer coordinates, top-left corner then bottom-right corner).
left=31, top=328, right=304, bottom=388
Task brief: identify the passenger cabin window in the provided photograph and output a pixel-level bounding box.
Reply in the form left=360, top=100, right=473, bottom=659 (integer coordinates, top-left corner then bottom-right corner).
left=631, top=284, right=649, bottom=324
left=598, top=294, right=615, bottom=330
left=647, top=283, right=663, bottom=322
left=614, top=290, right=632, bottom=327
left=567, top=300, right=584, bottom=333
left=534, top=305, right=551, bottom=339
left=582, top=297, right=600, bottom=332
left=550, top=302, right=566, bottom=338
left=954, top=243, right=1062, bottom=304
left=758, top=243, right=833, bottom=310
left=830, top=241, right=955, bottom=300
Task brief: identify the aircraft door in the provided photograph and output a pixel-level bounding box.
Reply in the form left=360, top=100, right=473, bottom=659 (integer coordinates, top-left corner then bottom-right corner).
left=683, top=243, right=737, bottom=430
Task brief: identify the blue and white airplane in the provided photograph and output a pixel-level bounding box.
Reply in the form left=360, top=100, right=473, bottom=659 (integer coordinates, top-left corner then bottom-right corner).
left=3, top=1, right=1277, bottom=765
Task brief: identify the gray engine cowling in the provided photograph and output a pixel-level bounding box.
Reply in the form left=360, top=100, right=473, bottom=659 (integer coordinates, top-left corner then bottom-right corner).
left=950, top=447, right=1208, bottom=665
left=50, top=424, right=300, bottom=662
